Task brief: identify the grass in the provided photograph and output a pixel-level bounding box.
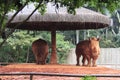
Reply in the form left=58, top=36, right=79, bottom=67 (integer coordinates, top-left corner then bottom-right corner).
left=81, top=75, right=97, bottom=80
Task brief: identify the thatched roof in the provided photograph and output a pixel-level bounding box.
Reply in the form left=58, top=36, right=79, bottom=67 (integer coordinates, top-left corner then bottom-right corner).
left=7, top=3, right=111, bottom=31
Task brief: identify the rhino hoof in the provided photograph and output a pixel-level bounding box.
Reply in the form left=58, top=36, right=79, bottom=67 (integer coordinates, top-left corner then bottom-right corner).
left=86, top=64, right=91, bottom=67
left=76, top=64, right=80, bottom=66
left=93, top=65, right=97, bottom=67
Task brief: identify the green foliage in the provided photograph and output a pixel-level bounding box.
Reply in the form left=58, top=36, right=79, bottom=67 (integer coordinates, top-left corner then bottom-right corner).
left=112, top=34, right=120, bottom=47
left=100, top=39, right=117, bottom=48
left=62, top=31, right=76, bottom=45
left=0, top=31, right=38, bottom=62
left=81, top=75, right=97, bottom=80
left=34, top=2, right=47, bottom=15
left=56, top=33, right=74, bottom=63
left=0, top=30, right=73, bottom=63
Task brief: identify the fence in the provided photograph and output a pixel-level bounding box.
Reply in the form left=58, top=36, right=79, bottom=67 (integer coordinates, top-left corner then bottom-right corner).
left=0, top=72, right=120, bottom=80
left=66, top=48, right=120, bottom=69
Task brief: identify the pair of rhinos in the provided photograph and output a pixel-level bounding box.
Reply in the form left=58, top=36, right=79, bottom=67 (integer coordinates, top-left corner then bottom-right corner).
left=32, top=37, right=100, bottom=67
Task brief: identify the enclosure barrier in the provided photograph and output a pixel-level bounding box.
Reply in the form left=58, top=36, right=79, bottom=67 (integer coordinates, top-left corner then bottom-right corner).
left=0, top=72, right=120, bottom=80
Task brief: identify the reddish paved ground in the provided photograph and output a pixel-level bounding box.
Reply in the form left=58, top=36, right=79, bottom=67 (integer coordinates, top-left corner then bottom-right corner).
left=0, top=63, right=120, bottom=80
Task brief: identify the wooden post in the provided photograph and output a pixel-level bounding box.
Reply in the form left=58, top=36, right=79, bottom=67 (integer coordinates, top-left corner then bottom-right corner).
left=50, top=30, right=57, bottom=64
left=30, top=75, right=33, bottom=80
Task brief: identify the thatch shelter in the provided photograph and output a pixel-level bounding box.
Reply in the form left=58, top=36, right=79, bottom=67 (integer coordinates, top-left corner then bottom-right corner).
left=7, top=3, right=111, bottom=64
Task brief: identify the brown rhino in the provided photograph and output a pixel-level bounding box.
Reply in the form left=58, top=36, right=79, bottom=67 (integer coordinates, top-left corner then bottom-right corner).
left=75, top=37, right=100, bottom=67
left=32, top=39, right=49, bottom=64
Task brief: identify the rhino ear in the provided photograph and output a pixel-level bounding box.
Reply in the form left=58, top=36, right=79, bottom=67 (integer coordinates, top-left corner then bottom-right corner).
left=89, top=38, right=93, bottom=42
left=88, top=37, right=91, bottom=41
left=97, top=38, right=100, bottom=41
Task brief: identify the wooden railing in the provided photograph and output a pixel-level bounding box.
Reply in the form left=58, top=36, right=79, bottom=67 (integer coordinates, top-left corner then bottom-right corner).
left=0, top=72, right=120, bottom=80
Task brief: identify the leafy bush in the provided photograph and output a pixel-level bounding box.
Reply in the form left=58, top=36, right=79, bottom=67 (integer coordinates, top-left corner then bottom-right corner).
left=0, top=31, right=37, bottom=63
left=81, top=75, right=97, bottom=80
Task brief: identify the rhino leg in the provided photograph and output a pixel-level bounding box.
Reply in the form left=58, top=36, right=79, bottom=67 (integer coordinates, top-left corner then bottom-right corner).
left=43, top=52, right=48, bottom=64
left=92, top=61, right=97, bottom=67
left=76, top=54, right=81, bottom=66
left=92, top=56, right=98, bottom=67
left=86, top=55, right=91, bottom=67
left=35, top=55, right=39, bottom=64
left=82, top=56, right=86, bottom=66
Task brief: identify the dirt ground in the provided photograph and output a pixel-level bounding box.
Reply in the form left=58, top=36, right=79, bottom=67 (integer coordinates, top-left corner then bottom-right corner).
left=0, top=63, right=120, bottom=80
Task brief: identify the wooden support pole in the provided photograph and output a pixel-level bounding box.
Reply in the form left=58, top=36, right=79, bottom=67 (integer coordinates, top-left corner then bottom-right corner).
left=50, top=30, right=57, bottom=64
left=30, top=75, right=33, bottom=80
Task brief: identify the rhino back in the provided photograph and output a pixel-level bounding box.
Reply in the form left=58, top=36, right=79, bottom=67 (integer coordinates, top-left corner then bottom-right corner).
left=76, top=40, right=90, bottom=54
left=32, top=39, right=48, bottom=55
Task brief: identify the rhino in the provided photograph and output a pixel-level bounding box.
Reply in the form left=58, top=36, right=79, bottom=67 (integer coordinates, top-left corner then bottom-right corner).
left=32, top=39, right=49, bottom=64
left=75, top=37, right=100, bottom=67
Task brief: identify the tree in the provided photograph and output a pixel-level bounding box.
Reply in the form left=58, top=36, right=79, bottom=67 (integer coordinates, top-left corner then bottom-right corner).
left=0, top=0, right=120, bottom=47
